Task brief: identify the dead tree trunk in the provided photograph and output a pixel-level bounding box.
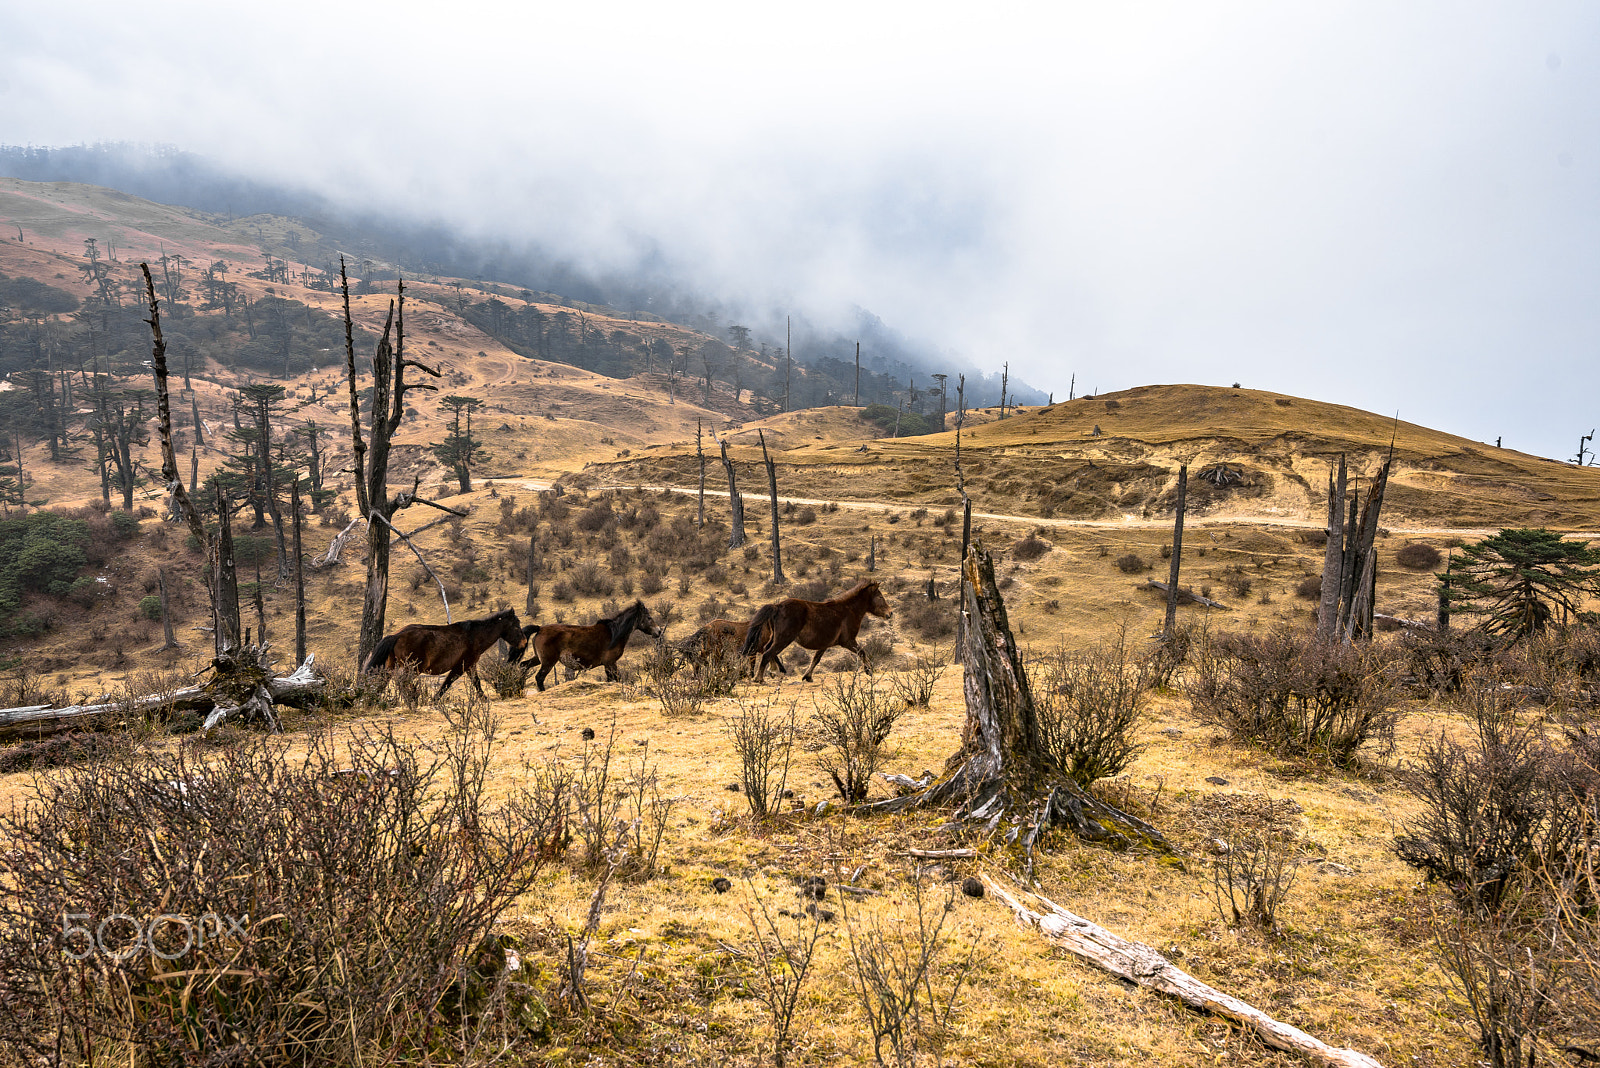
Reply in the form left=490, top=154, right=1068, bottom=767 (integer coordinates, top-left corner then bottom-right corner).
left=718, top=434, right=745, bottom=550
left=342, top=262, right=443, bottom=670
left=526, top=532, right=538, bottom=617
left=141, top=264, right=221, bottom=647
left=214, top=485, right=241, bottom=655
left=696, top=419, right=705, bottom=529
left=872, top=542, right=1176, bottom=873
left=759, top=429, right=784, bottom=585
left=158, top=567, right=177, bottom=650
left=867, top=534, right=876, bottom=573
left=1163, top=464, right=1187, bottom=640
left=1315, top=456, right=1347, bottom=642
left=292, top=479, right=306, bottom=665
left=1337, top=460, right=1390, bottom=643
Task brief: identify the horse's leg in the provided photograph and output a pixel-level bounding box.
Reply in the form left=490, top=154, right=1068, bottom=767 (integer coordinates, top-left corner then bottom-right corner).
left=840, top=636, right=871, bottom=673
left=534, top=657, right=555, bottom=692
left=800, top=642, right=825, bottom=684
left=437, top=666, right=463, bottom=698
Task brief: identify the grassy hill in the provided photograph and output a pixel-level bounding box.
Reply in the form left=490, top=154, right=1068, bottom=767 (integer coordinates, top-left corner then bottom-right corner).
left=3, top=177, right=1595, bottom=1068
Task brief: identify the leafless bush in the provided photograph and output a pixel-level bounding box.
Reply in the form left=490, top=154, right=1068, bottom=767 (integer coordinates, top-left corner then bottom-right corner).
left=1396, top=677, right=1597, bottom=912
left=813, top=672, right=904, bottom=803
left=1011, top=534, right=1049, bottom=561
left=890, top=652, right=945, bottom=708
left=479, top=647, right=526, bottom=699
left=1031, top=626, right=1150, bottom=787
left=0, top=714, right=559, bottom=1065
left=0, top=662, right=66, bottom=709
left=729, top=694, right=798, bottom=820
left=570, top=561, right=614, bottom=597
left=1114, top=552, right=1146, bottom=574
left=744, top=882, right=827, bottom=1067
left=841, top=880, right=982, bottom=1068
left=1207, top=816, right=1300, bottom=936
left=1185, top=627, right=1399, bottom=766
left=1399, top=626, right=1503, bottom=696
left=1397, top=542, right=1444, bottom=570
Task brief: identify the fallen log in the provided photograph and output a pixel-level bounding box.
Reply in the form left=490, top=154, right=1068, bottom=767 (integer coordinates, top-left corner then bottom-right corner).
left=982, top=875, right=1383, bottom=1068
left=0, top=655, right=323, bottom=740
left=1139, top=579, right=1228, bottom=610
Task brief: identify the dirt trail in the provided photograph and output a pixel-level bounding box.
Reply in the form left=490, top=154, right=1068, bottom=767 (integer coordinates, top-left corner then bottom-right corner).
left=510, top=478, right=1567, bottom=538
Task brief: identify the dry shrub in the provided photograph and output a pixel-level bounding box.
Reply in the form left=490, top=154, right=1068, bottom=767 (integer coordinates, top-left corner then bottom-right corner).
left=1395, top=674, right=1597, bottom=912
left=890, top=653, right=945, bottom=708
left=571, top=720, right=674, bottom=879
left=1115, top=553, right=1146, bottom=574
left=1397, top=542, right=1443, bottom=570
left=570, top=561, right=614, bottom=597
left=729, top=693, right=798, bottom=820
left=1186, top=627, right=1399, bottom=766
left=1399, top=626, right=1503, bottom=696
left=1011, top=534, right=1049, bottom=561
left=896, top=592, right=955, bottom=642
left=479, top=647, right=527, bottom=699
left=0, top=732, right=141, bottom=775
left=1031, top=626, right=1150, bottom=787
left=841, top=880, right=983, bottom=1068
left=1207, top=815, right=1300, bottom=936
left=1295, top=575, right=1323, bottom=600
left=812, top=672, right=903, bottom=803
left=0, top=712, right=561, bottom=1065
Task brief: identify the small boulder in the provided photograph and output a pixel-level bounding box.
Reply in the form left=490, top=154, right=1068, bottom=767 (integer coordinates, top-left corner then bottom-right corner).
left=710, top=876, right=732, bottom=893
left=961, top=876, right=985, bottom=899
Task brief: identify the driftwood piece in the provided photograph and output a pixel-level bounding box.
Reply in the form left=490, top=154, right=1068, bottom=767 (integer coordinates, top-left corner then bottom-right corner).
left=983, top=876, right=1384, bottom=1068
left=0, top=656, right=323, bottom=740
left=1140, top=579, right=1227, bottom=610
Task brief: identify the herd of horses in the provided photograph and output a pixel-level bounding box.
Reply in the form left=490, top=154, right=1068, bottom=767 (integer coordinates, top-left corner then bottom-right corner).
left=363, top=579, right=893, bottom=697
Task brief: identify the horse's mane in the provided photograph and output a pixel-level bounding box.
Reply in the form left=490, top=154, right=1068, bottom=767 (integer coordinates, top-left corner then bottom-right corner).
left=833, top=579, right=880, bottom=601
left=603, top=600, right=649, bottom=648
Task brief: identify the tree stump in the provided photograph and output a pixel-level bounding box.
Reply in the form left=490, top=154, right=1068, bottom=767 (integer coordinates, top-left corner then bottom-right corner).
left=871, top=543, right=1176, bottom=872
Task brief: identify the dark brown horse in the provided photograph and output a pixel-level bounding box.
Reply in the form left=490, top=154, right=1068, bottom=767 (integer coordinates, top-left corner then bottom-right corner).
left=676, top=618, right=787, bottom=677
left=739, top=580, right=892, bottom=682
left=525, top=600, right=662, bottom=692
left=364, top=608, right=527, bottom=698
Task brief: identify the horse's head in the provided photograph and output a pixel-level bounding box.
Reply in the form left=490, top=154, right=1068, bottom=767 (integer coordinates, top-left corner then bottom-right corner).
left=865, top=581, right=892, bottom=619
left=500, top=610, right=529, bottom=663
left=632, top=600, right=663, bottom=639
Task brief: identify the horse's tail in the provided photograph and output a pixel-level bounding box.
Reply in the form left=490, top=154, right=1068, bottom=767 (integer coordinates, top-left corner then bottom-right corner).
left=740, top=605, right=780, bottom=657
left=365, top=632, right=401, bottom=675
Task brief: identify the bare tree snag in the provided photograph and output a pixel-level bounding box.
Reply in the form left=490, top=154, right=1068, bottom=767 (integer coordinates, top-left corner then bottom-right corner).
left=1315, top=455, right=1347, bottom=642
left=526, top=532, right=538, bottom=617
left=340, top=265, right=442, bottom=669
left=1163, top=464, right=1187, bottom=640
left=1337, top=459, right=1390, bottom=643
left=158, top=567, right=177, bottom=650
left=867, top=534, right=876, bottom=573
left=759, top=429, right=784, bottom=584
left=140, top=264, right=212, bottom=619
left=982, top=877, right=1384, bottom=1068
left=718, top=432, right=745, bottom=550
left=214, top=485, right=242, bottom=655
left=696, top=419, right=706, bottom=529
left=871, top=544, right=1175, bottom=872
left=292, top=479, right=306, bottom=665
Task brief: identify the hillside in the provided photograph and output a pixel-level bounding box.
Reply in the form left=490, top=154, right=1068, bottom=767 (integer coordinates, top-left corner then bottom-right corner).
left=612, top=384, right=1600, bottom=531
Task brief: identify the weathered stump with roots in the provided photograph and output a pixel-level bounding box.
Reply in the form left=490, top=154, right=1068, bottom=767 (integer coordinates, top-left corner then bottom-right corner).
left=870, top=543, right=1176, bottom=870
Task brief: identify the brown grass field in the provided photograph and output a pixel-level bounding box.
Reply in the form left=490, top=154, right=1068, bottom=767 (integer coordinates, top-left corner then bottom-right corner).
left=4, top=177, right=1596, bottom=1066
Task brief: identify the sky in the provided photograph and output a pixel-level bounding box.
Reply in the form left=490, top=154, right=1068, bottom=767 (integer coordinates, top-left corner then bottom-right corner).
left=2, top=1, right=1598, bottom=458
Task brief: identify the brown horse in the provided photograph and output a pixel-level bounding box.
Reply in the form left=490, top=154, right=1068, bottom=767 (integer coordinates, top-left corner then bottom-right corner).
left=525, top=600, right=662, bottom=692
left=739, top=580, right=892, bottom=682
left=676, top=618, right=787, bottom=677
left=364, top=608, right=527, bottom=698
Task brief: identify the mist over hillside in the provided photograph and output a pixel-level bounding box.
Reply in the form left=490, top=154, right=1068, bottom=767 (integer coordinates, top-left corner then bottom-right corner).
left=0, top=143, right=1046, bottom=409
